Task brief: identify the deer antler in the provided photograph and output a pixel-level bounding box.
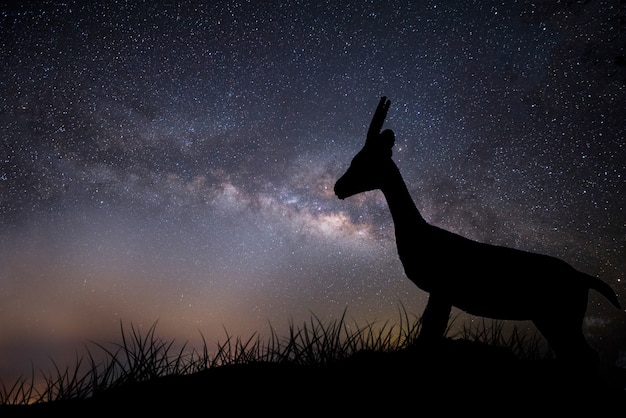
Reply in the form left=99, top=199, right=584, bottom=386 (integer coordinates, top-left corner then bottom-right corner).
left=367, top=96, right=391, bottom=143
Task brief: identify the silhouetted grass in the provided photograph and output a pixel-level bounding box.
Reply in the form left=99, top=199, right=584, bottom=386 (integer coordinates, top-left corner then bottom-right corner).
left=0, top=306, right=553, bottom=406
left=454, top=317, right=554, bottom=360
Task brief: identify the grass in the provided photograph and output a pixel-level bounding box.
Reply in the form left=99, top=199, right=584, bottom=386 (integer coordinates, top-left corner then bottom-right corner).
left=1, top=318, right=623, bottom=415
left=0, top=305, right=557, bottom=407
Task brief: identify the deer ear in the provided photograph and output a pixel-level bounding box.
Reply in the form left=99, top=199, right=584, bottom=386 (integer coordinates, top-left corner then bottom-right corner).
left=381, top=129, right=395, bottom=149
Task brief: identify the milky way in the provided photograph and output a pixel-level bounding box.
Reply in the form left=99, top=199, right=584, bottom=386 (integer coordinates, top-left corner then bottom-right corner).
left=1, top=1, right=625, bottom=385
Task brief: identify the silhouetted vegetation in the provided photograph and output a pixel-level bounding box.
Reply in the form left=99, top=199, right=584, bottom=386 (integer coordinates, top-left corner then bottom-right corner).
left=0, top=307, right=527, bottom=405
left=1, top=306, right=624, bottom=415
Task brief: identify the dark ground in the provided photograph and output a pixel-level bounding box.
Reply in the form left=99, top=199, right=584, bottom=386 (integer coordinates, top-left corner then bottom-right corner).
left=2, top=338, right=624, bottom=417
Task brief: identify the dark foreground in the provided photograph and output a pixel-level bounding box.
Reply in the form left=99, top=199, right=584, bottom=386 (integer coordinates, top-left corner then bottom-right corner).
left=3, top=338, right=625, bottom=416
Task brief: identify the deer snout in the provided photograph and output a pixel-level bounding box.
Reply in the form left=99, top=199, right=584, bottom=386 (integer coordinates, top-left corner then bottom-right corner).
left=334, top=176, right=349, bottom=200
left=334, top=181, right=346, bottom=199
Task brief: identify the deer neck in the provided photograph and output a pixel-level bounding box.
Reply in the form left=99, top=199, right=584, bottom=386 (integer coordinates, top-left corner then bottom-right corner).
left=380, top=160, right=427, bottom=234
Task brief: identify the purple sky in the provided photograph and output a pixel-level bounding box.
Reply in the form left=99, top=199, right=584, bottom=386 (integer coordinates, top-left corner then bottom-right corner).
left=1, top=0, right=625, bottom=388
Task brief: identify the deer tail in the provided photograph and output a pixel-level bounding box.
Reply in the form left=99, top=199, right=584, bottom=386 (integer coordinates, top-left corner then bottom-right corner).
left=584, top=273, right=622, bottom=310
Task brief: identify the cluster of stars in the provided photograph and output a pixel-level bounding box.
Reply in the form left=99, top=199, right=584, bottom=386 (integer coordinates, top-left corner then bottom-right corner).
left=1, top=0, right=624, bottom=387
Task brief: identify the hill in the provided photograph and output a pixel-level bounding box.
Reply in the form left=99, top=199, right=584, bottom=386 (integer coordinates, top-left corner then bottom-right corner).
left=3, top=338, right=624, bottom=416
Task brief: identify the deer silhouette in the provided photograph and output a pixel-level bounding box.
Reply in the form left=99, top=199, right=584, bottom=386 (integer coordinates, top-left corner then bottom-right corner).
left=334, top=96, right=621, bottom=368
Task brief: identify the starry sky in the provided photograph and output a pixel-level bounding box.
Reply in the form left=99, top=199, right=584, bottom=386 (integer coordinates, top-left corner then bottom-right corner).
left=1, top=1, right=625, bottom=385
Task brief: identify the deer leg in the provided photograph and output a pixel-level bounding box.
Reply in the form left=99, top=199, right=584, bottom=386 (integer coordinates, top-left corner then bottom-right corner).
left=534, top=314, right=599, bottom=375
left=418, top=293, right=452, bottom=342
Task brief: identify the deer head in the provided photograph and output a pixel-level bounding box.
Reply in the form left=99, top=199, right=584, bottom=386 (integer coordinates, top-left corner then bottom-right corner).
left=334, top=96, right=395, bottom=199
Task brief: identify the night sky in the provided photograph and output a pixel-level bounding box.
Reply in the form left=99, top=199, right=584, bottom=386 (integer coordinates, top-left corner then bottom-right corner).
left=1, top=1, right=625, bottom=386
